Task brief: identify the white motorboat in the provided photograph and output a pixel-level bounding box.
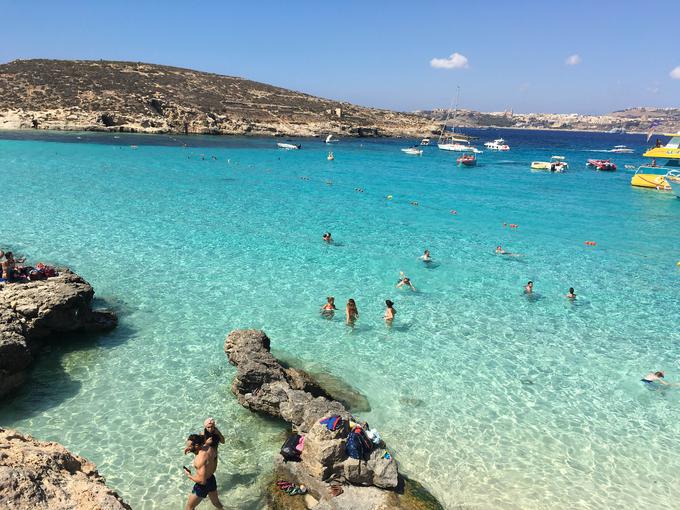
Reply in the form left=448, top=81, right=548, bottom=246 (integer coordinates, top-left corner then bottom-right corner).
left=610, top=145, right=634, bottom=153
left=484, top=138, right=510, bottom=151
left=420, top=137, right=431, bottom=146
left=401, top=147, right=423, bottom=155
left=277, top=142, right=301, bottom=150
left=325, top=134, right=338, bottom=144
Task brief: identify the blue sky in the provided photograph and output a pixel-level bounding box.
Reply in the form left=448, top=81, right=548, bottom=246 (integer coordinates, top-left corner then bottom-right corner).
left=1, top=0, right=679, bottom=114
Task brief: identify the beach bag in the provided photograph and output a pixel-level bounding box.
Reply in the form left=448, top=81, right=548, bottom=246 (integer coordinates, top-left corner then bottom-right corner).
left=280, top=434, right=302, bottom=462
left=346, top=426, right=372, bottom=460
left=319, top=415, right=343, bottom=431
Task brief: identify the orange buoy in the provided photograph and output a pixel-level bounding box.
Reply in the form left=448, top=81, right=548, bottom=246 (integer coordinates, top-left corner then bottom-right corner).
left=585, top=241, right=597, bottom=246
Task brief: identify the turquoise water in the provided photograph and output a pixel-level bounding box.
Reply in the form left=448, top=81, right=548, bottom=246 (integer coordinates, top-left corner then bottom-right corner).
left=1, top=129, right=679, bottom=509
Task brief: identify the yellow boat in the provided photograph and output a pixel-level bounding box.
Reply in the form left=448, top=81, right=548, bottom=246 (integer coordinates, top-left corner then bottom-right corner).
left=631, top=133, right=680, bottom=190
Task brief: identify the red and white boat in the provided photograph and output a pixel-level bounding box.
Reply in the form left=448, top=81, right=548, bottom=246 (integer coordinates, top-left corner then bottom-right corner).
left=457, top=153, right=477, bottom=167
left=586, top=159, right=617, bottom=171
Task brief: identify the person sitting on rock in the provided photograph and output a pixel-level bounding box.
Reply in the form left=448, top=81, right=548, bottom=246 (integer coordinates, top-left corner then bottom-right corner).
left=1, top=252, right=23, bottom=283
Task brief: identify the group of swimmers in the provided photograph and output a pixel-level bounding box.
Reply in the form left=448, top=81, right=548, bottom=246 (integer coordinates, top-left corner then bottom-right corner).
left=321, top=296, right=396, bottom=325
left=183, top=418, right=225, bottom=509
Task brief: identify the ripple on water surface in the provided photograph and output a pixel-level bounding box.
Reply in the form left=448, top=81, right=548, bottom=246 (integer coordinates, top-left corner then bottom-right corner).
left=0, top=130, right=679, bottom=510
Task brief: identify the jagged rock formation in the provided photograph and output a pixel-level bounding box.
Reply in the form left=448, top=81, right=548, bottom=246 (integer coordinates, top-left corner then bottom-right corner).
left=0, top=270, right=117, bottom=398
left=0, top=428, right=131, bottom=510
left=0, top=59, right=439, bottom=138
left=225, top=330, right=443, bottom=510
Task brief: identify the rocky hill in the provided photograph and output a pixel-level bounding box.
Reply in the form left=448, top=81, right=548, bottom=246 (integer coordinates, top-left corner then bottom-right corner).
left=0, top=59, right=438, bottom=137
left=415, top=107, right=680, bottom=133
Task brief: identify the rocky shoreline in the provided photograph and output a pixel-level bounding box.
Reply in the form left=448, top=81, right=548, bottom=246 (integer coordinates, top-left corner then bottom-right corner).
left=0, top=59, right=439, bottom=139
left=225, top=329, right=444, bottom=510
left=0, top=269, right=117, bottom=398
left=0, top=428, right=131, bottom=510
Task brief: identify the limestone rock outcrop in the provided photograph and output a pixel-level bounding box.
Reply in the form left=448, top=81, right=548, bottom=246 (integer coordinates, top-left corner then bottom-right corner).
left=0, top=428, right=131, bottom=510
left=0, top=270, right=117, bottom=398
left=225, top=329, right=443, bottom=509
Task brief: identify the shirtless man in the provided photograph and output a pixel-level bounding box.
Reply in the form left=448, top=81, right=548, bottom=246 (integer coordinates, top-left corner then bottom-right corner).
left=184, top=434, right=224, bottom=509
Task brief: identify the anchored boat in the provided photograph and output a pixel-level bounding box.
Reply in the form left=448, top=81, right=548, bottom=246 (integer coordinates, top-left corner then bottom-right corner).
left=457, top=153, right=477, bottom=167
left=630, top=133, right=680, bottom=190
left=277, top=142, right=301, bottom=150
left=587, top=159, right=617, bottom=171
left=484, top=138, right=510, bottom=151
left=401, top=147, right=423, bottom=156
left=436, top=87, right=482, bottom=154
left=531, top=156, right=568, bottom=173
left=611, top=145, right=634, bottom=153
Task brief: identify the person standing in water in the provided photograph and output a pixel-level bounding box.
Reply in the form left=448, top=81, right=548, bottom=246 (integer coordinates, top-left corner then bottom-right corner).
left=524, top=281, right=533, bottom=294
left=184, top=434, right=224, bottom=509
left=321, top=296, right=338, bottom=317
left=322, top=232, right=333, bottom=243
left=420, top=250, right=432, bottom=263
left=384, top=300, right=396, bottom=325
left=346, top=299, right=359, bottom=326
left=566, top=287, right=576, bottom=299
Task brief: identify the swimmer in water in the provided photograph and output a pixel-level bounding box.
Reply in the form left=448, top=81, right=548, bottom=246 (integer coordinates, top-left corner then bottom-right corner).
left=396, top=272, right=416, bottom=291
left=420, top=250, right=432, bottom=263
left=524, top=281, right=533, bottom=294
left=346, top=299, right=359, bottom=326
left=641, top=371, right=671, bottom=386
left=321, top=296, right=338, bottom=316
left=384, top=299, right=396, bottom=324
left=566, top=287, right=576, bottom=300
left=322, top=232, right=333, bottom=243
left=496, top=245, right=520, bottom=257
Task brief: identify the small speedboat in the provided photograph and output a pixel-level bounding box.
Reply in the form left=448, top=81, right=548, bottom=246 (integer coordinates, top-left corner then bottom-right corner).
left=531, top=156, right=568, bottom=173
left=457, top=153, right=477, bottom=167
left=587, top=159, right=617, bottom=171
left=420, top=137, right=431, bottom=146
left=277, top=142, right=301, bottom=150
left=484, top=138, right=510, bottom=151
left=631, top=168, right=671, bottom=190
left=610, top=145, right=634, bottom=153
left=401, top=147, right=423, bottom=156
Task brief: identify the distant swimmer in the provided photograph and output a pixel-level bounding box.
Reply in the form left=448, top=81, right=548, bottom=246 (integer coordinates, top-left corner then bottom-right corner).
left=420, top=249, right=432, bottom=263
left=641, top=371, right=674, bottom=387
left=496, top=245, right=521, bottom=257
left=384, top=299, right=396, bottom=324
left=322, top=232, right=333, bottom=243
left=397, top=272, right=416, bottom=291
left=346, top=299, right=359, bottom=326
left=321, top=296, right=338, bottom=317
left=566, top=287, right=576, bottom=300
left=524, top=281, right=533, bottom=294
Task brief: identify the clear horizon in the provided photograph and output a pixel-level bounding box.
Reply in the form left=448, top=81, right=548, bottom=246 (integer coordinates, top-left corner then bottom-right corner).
left=1, top=0, right=679, bottom=115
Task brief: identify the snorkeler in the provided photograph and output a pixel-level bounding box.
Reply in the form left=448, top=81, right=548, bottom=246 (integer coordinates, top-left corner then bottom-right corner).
left=496, top=246, right=520, bottom=257
left=396, top=272, right=416, bottom=291
left=321, top=296, right=338, bottom=316
left=420, top=250, right=432, bottom=263
left=322, top=232, right=333, bottom=243
left=566, top=287, right=576, bottom=299
left=524, top=281, right=533, bottom=294
left=384, top=299, right=396, bottom=323
left=346, top=299, right=359, bottom=326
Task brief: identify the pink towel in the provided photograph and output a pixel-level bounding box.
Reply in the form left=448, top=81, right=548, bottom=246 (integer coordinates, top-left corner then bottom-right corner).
left=295, top=435, right=305, bottom=452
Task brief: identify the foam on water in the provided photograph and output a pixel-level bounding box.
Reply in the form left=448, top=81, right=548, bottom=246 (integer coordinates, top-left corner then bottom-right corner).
left=1, top=129, right=679, bottom=509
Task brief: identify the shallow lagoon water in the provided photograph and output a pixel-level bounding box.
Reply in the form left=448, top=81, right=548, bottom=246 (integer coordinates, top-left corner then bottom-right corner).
left=1, top=129, right=679, bottom=509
